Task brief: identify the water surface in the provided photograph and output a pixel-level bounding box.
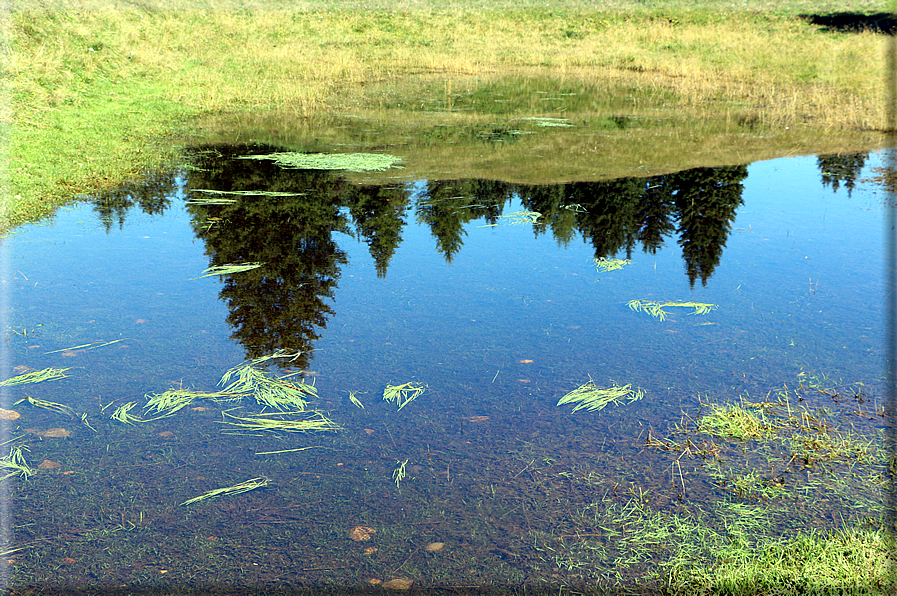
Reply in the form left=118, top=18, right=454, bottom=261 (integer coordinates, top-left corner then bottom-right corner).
left=1, top=148, right=887, bottom=592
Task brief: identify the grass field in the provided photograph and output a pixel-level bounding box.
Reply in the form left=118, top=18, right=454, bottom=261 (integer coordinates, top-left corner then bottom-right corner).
left=4, top=0, right=893, bottom=229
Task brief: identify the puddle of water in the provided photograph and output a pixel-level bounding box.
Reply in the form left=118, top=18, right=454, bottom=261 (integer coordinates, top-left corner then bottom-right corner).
left=1, top=146, right=888, bottom=590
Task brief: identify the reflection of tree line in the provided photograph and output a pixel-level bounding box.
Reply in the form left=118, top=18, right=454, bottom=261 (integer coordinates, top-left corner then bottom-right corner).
left=90, top=146, right=871, bottom=360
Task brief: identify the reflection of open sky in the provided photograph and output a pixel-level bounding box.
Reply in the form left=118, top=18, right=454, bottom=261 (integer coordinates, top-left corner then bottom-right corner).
left=4, top=154, right=886, bottom=423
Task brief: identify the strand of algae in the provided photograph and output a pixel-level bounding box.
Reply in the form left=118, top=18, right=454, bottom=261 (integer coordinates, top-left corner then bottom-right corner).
left=627, top=300, right=717, bottom=321
left=0, top=367, right=70, bottom=387
left=180, top=476, right=269, bottom=506
left=237, top=152, right=402, bottom=172
left=557, top=379, right=645, bottom=413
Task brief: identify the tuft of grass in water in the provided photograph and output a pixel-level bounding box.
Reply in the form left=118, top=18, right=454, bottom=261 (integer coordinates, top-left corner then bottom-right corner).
left=0, top=367, right=70, bottom=387
left=107, top=402, right=144, bottom=425
left=595, top=257, right=632, bottom=272
left=697, top=400, right=773, bottom=441
left=180, top=476, right=269, bottom=506
left=218, top=351, right=316, bottom=411
left=143, top=389, right=234, bottom=418
left=627, top=299, right=717, bottom=321
left=383, top=382, right=426, bottom=410
left=0, top=446, right=35, bottom=481
left=13, top=396, right=76, bottom=418
left=348, top=391, right=365, bottom=409
left=393, top=459, right=409, bottom=488
left=219, top=410, right=341, bottom=434
left=237, top=152, right=403, bottom=172
left=557, top=379, right=645, bottom=413
left=192, top=262, right=263, bottom=279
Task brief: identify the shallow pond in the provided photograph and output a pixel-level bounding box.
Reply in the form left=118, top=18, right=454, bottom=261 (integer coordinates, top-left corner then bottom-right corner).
left=1, top=146, right=889, bottom=592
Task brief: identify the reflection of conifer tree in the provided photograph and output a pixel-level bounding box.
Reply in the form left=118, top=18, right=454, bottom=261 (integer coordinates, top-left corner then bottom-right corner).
left=347, top=184, right=410, bottom=278
left=817, top=152, right=868, bottom=196
left=186, top=145, right=349, bottom=367
left=92, top=171, right=177, bottom=232
left=568, top=178, right=645, bottom=259
left=669, top=166, right=747, bottom=287
left=637, top=177, right=677, bottom=254
left=520, top=183, right=580, bottom=246
left=415, top=180, right=513, bottom=262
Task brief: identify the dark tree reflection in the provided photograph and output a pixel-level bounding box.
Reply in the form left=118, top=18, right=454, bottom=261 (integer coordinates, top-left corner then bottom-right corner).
left=96, top=144, right=753, bottom=360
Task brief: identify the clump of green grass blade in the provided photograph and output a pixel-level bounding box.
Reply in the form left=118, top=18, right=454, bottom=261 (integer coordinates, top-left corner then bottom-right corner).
left=595, top=257, right=631, bottom=272
left=383, top=382, right=426, bottom=410
left=238, top=152, right=402, bottom=172
left=180, top=476, right=269, bottom=506
left=14, top=395, right=76, bottom=418
left=143, top=389, right=236, bottom=418
left=192, top=262, right=263, bottom=279
left=219, top=410, right=341, bottom=433
left=218, top=351, right=316, bottom=411
left=0, top=446, right=34, bottom=481
left=669, top=527, right=895, bottom=595
left=698, top=402, right=772, bottom=441
left=627, top=300, right=717, bottom=321
left=0, top=367, right=70, bottom=387
left=557, top=379, right=645, bottom=413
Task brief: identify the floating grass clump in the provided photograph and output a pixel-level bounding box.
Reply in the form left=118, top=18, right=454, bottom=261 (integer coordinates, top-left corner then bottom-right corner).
left=595, top=257, right=632, bottom=273
left=627, top=300, right=717, bottom=321
left=107, top=402, right=144, bottom=425
left=192, top=262, right=263, bottom=279
left=348, top=391, right=365, bottom=409
left=0, top=446, right=34, bottom=480
left=557, top=379, right=645, bottom=413
left=45, top=339, right=124, bottom=354
left=219, top=410, right=341, bottom=434
left=14, top=396, right=75, bottom=418
left=501, top=210, right=542, bottom=225
left=383, top=382, right=426, bottom=410
left=180, top=476, right=269, bottom=506
left=143, top=389, right=233, bottom=418
left=238, top=152, right=402, bottom=172
left=219, top=351, right=316, bottom=411
left=393, top=459, right=409, bottom=488
left=0, top=367, right=70, bottom=387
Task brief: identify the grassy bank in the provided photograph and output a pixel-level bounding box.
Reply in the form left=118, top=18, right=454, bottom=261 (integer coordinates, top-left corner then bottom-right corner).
left=5, top=0, right=892, bottom=230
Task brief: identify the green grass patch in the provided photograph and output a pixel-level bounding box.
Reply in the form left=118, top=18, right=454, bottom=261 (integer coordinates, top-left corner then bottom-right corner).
left=7, top=1, right=890, bottom=232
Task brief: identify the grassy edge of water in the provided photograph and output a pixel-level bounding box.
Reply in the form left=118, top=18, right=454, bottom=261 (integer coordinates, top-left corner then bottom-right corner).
left=6, top=1, right=894, bottom=233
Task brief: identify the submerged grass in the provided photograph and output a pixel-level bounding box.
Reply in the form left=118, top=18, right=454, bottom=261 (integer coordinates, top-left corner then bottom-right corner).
left=0, top=367, right=70, bottom=387
left=13, top=396, right=76, bottom=418
left=219, top=410, right=341, bottom=433
left=627, top=299, right=717, bottom=321
left=383, top=382, right=426, bottom=410
left=192, top=262, right=263, bottom=279
left=557, top=379, right=645, bottom=413
left=0, top=446, right=35, bottom=481
left=180, top=476, right=269, bottom=506
left=219, top=352, right=317, bottom=411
